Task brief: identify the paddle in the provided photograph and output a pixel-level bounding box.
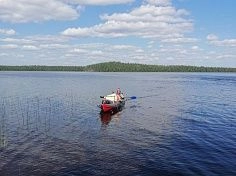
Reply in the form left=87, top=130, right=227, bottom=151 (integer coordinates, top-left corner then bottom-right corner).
left=125, top=96, right=137, bottom=101
left=127, top=96, right=137, bottom=100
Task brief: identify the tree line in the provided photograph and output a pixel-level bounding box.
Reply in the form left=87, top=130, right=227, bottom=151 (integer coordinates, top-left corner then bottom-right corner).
left=0, top=62, right=235, bottom=72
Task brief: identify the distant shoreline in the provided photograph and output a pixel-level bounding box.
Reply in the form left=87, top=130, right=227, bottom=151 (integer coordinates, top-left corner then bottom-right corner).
left=0, top=62, right=235, bottom=72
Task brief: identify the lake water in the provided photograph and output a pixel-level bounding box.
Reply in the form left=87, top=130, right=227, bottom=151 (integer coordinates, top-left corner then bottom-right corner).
left=0, top=72, right=235, bottom=176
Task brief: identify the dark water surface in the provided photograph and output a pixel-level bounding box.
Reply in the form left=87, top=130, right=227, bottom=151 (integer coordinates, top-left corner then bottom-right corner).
left=0, top=72, right=235, bottom=176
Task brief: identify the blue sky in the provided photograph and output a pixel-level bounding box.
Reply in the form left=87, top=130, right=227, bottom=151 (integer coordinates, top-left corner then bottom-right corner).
left=0, top=0, right=235, bottom=67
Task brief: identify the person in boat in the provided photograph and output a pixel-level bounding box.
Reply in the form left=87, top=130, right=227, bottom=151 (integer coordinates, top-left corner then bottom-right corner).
left=116, top=88, right=124, bottom=101
left=102, top=99, right=111, bottom=104
left=101, top=89, right=124, bottom=105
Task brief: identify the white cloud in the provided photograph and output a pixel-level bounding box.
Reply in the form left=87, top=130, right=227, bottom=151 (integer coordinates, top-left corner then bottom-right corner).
left=39, top=44, right=68, bottom=49
left=28, top=35, right=69, bottom=44
left=161, top=37, right=198, bottom=43
left=207, top=34, right=236, bottom=47
left=0, top=38, right=34, bottom=44
left=0, top=34, right=235, bottom=67
left=207, top=34, right=218, bottom=41
left=145, top=0, right=171, bottom=6
left=22, top=45, right=39, bottom=50
left=135, top=49, right=144, bottom=53
left=70, top=48, right=88, bottom=53
left=0, top=0, right=235, bottom=67
left=0, top=28, right=16, bottom=35
left=216, top=54, right=236, bottom=59
left=0, top=44, right=18, bottom=49
left=191, top=45, right=199, bottom=50
left=0, top=0, right=79, bottom=23
left=61, top=0, right=134, bottom=5
left=0, top=0, right=133, bottom=23
left=112, top=44, right=137, bottom=50
left=61, top=0, right=193, bottom=41
left=0, top=36, right=69, bottom=46
left=91, top=50, right=103, bottom=55
left=16, top=54, right=25, bottom=58
left=0, top=53, right=9, bottom=57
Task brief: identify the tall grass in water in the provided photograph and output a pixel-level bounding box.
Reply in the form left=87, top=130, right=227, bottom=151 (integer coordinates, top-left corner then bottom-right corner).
left=0, top=100, right=7, bottom=148
left=0, top=94, right=81, bottom=147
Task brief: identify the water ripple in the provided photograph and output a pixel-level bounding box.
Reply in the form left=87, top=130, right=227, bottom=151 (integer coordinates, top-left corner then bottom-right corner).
left=0, top=72, right=236, bottom=175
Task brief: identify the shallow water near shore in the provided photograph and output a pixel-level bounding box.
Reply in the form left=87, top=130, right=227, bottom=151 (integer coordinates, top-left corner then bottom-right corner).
left=0, top=72, right=236, bottom=176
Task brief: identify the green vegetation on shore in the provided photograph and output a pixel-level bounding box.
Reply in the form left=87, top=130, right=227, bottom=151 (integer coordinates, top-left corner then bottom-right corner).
left=0, top=62, right=235, bottom=72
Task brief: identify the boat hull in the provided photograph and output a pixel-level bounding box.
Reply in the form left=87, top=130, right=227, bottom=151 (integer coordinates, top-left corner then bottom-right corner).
left=100, top=100, right=125, bottom=113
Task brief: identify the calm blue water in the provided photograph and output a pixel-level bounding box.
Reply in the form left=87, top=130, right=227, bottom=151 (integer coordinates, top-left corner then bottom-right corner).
left=0, top=72, right=235, bottom=176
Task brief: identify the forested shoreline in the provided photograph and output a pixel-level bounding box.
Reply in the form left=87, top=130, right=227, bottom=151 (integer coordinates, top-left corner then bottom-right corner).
left=0, top=62, right=235, bottom=72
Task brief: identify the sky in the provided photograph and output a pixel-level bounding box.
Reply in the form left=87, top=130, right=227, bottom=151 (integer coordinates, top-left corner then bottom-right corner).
left=0, top=0, right=236, bottom=67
